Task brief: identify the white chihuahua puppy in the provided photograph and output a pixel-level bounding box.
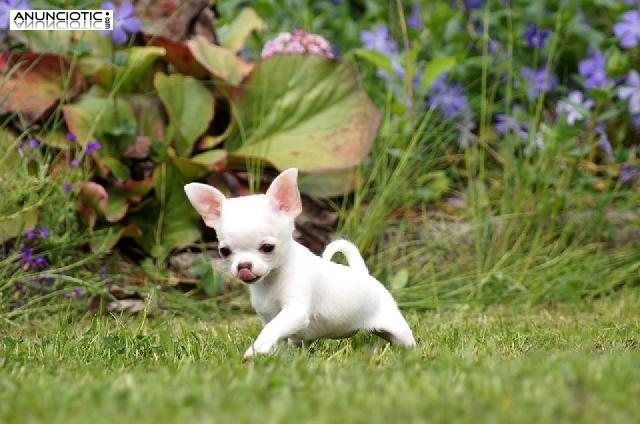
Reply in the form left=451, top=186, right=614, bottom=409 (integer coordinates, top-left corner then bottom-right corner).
left=184, top=168, right=415, bottom=358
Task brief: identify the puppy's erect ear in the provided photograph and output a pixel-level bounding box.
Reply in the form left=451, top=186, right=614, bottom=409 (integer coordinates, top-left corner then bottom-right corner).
left=184, top=183, right=226, bottom=229
left=266, top=168, right=302, bottom=217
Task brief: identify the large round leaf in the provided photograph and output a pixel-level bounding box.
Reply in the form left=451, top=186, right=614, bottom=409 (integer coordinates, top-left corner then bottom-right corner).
left=227, top=55, right=380, bottom=173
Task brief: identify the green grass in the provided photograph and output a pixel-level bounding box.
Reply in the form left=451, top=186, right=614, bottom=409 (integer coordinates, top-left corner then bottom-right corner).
left=2, top=289, right=639, bottom=424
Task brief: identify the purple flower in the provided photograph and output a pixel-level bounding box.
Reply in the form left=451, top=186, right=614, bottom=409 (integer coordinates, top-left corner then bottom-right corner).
left=39, top=228, right=49, bottom=239
left=27, top=138, right=39, bottom=148
left=70, top=158, right=81, bottom=167
left=65, top=132, right=77, bottom=142
left=0, top=0, right=32, bottom=30
left=427, top=76, right=474, bottom=125
left=495, top=113, right=529, bottom=141
left=74, top=288, right=84, bottom=298
left=451, top=0, right=485, bottom=9
left=99, top=1, right=140, bottom=45
left=557, top=91, right=593, bottom=126
left=360, top=26, right=398, bottom=56
left=99, top=267, right=108, bottom=278
left=523, top=24, right=550, bottom=49
left=24, top=229, right=36, bottom=241
left=578, top=49, right=612, bottom=89
left=617, top=70, right=640, bottom=115
left=596, top=125, right=613, bottom=162
left=521, top=66, right=557, bottom=100
left=21, top=247, right=33, bottom=264
left=86, top=141, right=102, bottom=156
left=63, top=183, right=73, bottom=193
left=620, top=165, right=639, bottom=184
left=34, top=257, right=48, bottom=268
left=614, top=11, right=640, bottom=49
left=407, top=5, right=421, bottom=30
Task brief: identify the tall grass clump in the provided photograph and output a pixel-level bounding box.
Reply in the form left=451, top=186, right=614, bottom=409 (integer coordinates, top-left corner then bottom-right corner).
left=334, top=1, right=640, bottom=307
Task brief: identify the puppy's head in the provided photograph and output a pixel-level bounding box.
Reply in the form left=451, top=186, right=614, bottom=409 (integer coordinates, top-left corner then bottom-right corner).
left=184, top=168, right=302, bottom=284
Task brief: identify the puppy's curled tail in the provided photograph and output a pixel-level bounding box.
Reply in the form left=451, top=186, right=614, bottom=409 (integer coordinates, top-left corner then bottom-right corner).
left=322, top=239, right=369, bottom=275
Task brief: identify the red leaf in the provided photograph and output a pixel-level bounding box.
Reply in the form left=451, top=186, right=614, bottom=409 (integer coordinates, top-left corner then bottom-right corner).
left=0, top=51, right=83, bottom=126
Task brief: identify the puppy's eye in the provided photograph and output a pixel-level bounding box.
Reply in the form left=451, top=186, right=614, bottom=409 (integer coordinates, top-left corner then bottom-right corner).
left=259, top=243, right=275, bottom=254
left=219, top=246, right=232, bottom=258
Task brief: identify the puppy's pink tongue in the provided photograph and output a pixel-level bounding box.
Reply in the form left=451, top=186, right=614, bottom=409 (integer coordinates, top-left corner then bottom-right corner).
left=238, top=268, right=257, bottom=282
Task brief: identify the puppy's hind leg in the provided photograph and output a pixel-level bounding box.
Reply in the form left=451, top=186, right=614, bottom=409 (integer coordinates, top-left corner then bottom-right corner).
left=369, top=307, right=416, bottom=348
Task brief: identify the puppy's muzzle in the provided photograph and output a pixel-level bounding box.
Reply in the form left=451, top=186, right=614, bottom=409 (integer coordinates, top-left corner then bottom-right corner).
left=237, top=262, right=260, bottom=284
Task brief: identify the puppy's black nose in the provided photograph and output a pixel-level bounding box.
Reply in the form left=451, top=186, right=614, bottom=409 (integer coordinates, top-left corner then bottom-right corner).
left=237, top=262, right=252, bottom=271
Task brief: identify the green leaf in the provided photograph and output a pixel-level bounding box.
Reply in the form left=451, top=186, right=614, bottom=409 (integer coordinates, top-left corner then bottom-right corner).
left=63, top=93, right=136, bottom=147
left=127, top=156, right=203, bottom=261
left=89, top=225, right=141, bottom=253
left=189, top=256, right=223, bottom=296
left=94, top=47, right=166, bottom=94
left=218, top=7, right=267, bottom=53
left=190, top=150, right=227, bottom=168
left=154, top=73, right=215, bottom=157
left=0, top=209, right=38, bottom=244
left=8, top=30, right=112, bottom=58
left=410, top=171, right=450, bottom=202
left=297, top=167, right=359, bottom=198
left=228, top=55, right=380, bottom=174
left=390, top=268, right=409, bottom=290
left=186, top=36, right=253, bottom=86
left=419, top=56, right=456, bottom=91
left=0, top=128, right=19, bottom=175
left=354, top=49, right=394, bottom=74
left=98, top=157, right=132, bottom=182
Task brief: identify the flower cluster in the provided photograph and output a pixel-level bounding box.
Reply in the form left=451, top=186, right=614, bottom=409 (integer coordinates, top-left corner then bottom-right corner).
left=20, top=226, right=50, bottom=269
left=261, top=30, right=335, bottom=59
left=614, top=9, right=640, bottom=49
left=578, top=49, right=612, bottom=89
left=557, top=91, right=593, bottom=126
left=520, top=67, right=557, bottom=100
left=427, top=75, right=474, bottom=128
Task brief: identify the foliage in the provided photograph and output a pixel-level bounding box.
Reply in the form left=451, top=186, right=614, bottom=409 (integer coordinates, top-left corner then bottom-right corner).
left=0, top=1, right=380, bottom=267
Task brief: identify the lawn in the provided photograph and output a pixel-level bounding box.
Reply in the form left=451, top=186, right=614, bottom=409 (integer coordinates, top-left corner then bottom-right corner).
left=2, top=289, right=639, bottom=424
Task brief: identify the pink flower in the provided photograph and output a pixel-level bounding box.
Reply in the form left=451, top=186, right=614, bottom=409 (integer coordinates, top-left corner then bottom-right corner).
left=261, top=30, right=334, bottom=59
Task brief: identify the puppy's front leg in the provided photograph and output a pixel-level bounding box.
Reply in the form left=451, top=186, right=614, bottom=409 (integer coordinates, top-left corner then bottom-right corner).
left=244, top=305, right=309, bottom=359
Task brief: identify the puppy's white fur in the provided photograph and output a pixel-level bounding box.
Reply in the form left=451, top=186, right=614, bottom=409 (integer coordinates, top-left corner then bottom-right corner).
left=184, top=169, right=415, bottom=358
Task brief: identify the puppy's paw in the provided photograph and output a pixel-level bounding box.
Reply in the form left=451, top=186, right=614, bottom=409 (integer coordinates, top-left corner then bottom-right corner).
left=243, top=342, right=274, bottom=359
